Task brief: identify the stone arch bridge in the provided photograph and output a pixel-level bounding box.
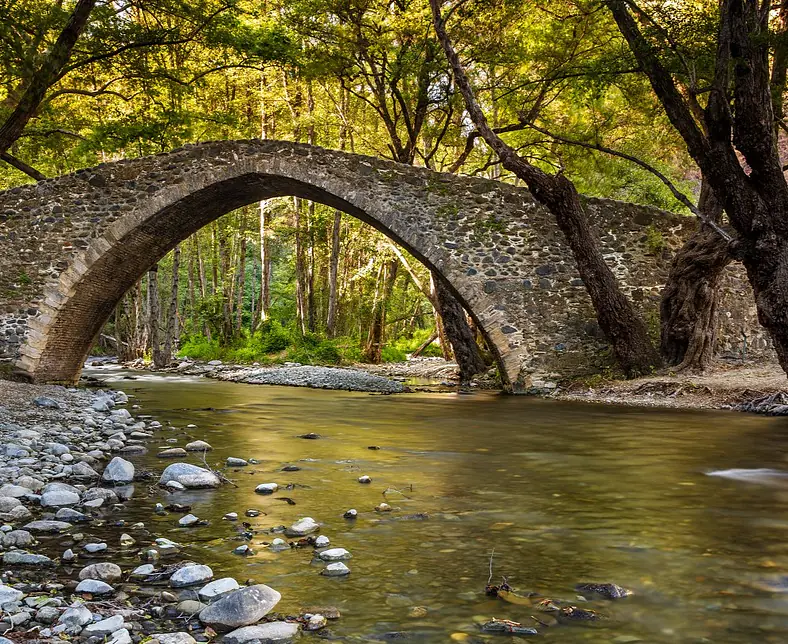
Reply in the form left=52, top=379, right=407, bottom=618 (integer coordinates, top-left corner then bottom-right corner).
left=0, top=140, right=762, bottom=391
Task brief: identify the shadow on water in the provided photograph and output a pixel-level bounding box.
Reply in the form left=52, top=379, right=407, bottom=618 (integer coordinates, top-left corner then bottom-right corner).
left=82, top=367, right=788, bottom=642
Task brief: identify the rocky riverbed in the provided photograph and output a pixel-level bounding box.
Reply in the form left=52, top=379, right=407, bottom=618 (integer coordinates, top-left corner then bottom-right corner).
left=0, top=380, right=340, bottom=643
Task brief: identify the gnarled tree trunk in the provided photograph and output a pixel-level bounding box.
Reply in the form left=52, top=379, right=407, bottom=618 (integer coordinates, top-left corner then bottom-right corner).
left=660, top=184, right=731, bottom=371
left=433, top=278, right=488, bottom=384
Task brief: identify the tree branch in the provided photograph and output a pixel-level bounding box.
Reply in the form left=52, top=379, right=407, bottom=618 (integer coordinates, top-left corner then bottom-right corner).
left=525, top=122, right=733, bottom=242
left=0, top=0, right=97, bottom=154
left=0, top=151, right=47, bottom=181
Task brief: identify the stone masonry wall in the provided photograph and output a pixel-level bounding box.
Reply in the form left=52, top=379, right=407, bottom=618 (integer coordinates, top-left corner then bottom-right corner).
left=0, top=140, right=771, bottom=389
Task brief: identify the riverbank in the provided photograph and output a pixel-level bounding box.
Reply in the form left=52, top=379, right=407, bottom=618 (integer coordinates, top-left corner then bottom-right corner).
left=554, top=361, right=788, bottom=413
left=0, top=380, right=335, bottom=643
left=89, top=356, right=788, bottom=413
left=89, top=356, right=496, bottom=393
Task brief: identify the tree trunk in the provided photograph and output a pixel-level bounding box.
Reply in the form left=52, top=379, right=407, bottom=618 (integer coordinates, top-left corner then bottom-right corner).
left=0, top=0, right=97, bottom=154
left=364, top=259, right=399, bottom=363
left=307, top=201, right=316, bottom=332
left=160, top=245, right=180, bottom=366
left=431, top=1, right=660, bottom=377
left=147, top=266, right=162, bottom=367
left=660, top=183, right=731, bottom=371
left=195, top=234, right=211, bottom=340
left=257, top=201, right=271, bottom=326
left=327, top=210, right=342, bottom=337
left=187, top=239, right=197, bottom=335
left=433, top=277, right=489, bottom=384
left=236, top=236, right=246, bottom=331
left=293, top=196, right=307, bottom=335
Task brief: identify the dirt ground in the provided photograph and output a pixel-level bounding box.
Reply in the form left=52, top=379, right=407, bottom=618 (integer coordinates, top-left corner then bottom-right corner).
left=554, top=361, right=788, bottom=410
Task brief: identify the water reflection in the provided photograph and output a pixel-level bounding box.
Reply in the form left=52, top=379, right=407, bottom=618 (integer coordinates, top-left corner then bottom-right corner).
left=85, top=368, right=788, bottom=642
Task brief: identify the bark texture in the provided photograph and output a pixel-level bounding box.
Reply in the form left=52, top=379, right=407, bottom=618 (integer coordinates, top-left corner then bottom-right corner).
left=660, top=185, right=731, bottom=370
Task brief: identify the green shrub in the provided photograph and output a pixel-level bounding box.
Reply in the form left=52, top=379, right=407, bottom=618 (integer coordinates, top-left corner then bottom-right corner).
left=179, top=337, right=224, bottom=361
left=381, top=345, right=407, bottom=362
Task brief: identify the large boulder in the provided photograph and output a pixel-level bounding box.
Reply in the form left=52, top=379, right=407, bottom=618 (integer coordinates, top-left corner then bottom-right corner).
left=160, top=463, right=220, bottom=489
left=199, top=585, right=281, bottom=631
left=102, top=457, right=135, bottom=484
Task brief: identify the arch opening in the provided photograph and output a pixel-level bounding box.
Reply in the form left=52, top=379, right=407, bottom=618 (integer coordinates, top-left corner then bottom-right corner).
left=23, top=171, right=509, bottom=388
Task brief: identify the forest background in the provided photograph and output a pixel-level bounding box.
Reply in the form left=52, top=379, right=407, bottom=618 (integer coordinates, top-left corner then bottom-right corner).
left=0, top=0, right=706, bottom=376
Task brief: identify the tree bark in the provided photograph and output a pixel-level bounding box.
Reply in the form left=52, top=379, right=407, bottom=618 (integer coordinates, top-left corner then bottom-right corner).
left=327, top=210, right=342, bottom=337
left=660, top=184, right=731, bottom=371
left=236, top=236, right=246, bottom=331
left=433, top=277, right=489, bottom=384
left=160, top=245, right=180, bottom=367
left=607, top=1, right=788, bottom=378
left=257, top=201, right=271, bottom=326
left=0, top=0, right=97, bottom=154
left=364, top=259, right=399, bottom=363
left=293, top=196, right=308, bottom=335
left=147, top=266, right=162, bottom=367
left=431, top=0, right=660, bottom=377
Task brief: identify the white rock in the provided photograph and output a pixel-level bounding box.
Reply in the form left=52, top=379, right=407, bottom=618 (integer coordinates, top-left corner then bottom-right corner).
left=102, top=457, right=135, bottom=484
left=321, top=562, right=350, bottom=577
left=178, top=514, right=200, bottom=527
left=160, top=463, right=220, bottom=489
left=226, top=458, right=248, bottom=467
left=318, top=548, right=351, bottom=562
left=108, top=628, right=132, bottom=644
left=198, top=584, right=281, bottom=630
left=314, top=535, right=330, bottom=548
left=131, top=564, right=155, bottom=578
left=58, top=605, right=92, bottom=626
left=84, top=542, right=107, bottom=553
left=223, top=622, right=300, bottom=644
left=285, top=516, right=318, bottom=537
left=150, top=634, right=196, bottom=644
left=223, top=512, right=238, bottom=521
left=358, top=475, right=371, bottom=484
left=305, top=614, right=327, bottom=631
left=75, top=579, right=114, bottom=595
left=0, top=585, right=24, bottom=604
left=198, top=577, right=240, bottom=602
left=41, top=490, right=80, bottom=507
left=185, top=440, right=212, bottom=452
left=254, top=483, right=278, bottom=494
left=84, top=614, right=124, bottom=636
left=170, top=564, right=213, bottom=588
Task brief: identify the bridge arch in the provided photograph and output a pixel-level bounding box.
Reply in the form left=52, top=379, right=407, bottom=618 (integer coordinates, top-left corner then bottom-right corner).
left=1, top=139, right=751, bottom=392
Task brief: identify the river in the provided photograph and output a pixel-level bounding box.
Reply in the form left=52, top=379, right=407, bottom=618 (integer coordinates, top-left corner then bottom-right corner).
left=91, top=368, right=788, bottom=642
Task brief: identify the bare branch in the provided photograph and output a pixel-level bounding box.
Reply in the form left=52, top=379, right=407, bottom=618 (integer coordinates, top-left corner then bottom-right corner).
left=0, top=151, right=47, bottom=181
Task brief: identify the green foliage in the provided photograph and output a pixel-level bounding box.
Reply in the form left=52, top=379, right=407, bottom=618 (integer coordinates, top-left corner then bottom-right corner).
left=644, top=225, right=667, bottom=255
left=388, top=327, right=443, bottom=359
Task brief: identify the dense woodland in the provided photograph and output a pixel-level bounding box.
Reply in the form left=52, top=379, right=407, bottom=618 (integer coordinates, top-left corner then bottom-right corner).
left=3, top=0, right=787, bottom=382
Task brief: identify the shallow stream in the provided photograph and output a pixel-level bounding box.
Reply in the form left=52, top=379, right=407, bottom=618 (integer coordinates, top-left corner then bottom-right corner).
left=87, top=369, right=788, bottom=642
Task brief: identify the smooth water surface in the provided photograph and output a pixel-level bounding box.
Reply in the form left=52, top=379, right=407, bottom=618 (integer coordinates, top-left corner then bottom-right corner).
left=94, top=369, right=788, bottom=642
